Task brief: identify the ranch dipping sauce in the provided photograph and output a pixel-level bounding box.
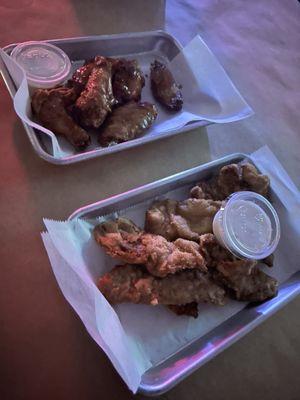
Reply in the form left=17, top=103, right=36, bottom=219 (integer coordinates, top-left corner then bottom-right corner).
left=11, top=41, right=71, bottom=89
left=213, top=191, right=280, bottom=260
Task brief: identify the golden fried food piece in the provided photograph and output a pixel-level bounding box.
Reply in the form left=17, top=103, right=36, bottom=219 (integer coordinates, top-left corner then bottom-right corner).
left=241, top=163, right=270, bottom=197
left=168, top=303, right=199, bottom=318
left=191, top=163, right=270, bottom=200
left=200, top=233, right=274, bottom=268
left=98, top=101, right=157, bottom=146
left=145, top=198, right=221, bottom=241
left=98, top=264, right=225, bottom=306
left=94, top=218, right=207, bottom=277
left=199, top=233, right=235, bottom=267
left=31, top=86, right=91, bottom=150
left=112, top=59, right=145, bottom=104
left=150, top=60, right=183, bottom=111
left=74, top=56, right=116, bottom=128
left=199, top=234, right=278, bottom=302
left=213, top=260, right=278, bottom=302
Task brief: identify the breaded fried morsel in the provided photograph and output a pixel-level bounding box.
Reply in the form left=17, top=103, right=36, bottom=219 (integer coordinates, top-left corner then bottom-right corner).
left=213, top=260, right=278, bottom=302
left=168, top=303, right=199, bottom=318
left=191, top=163, right=270, bottom=200
left=94, top=218, right=207, bottom=277
left=98, top=264, right=225, bottom=306
left=145, top=198, right=221, bottom=241
left=199, top=234, right=278, bottom=302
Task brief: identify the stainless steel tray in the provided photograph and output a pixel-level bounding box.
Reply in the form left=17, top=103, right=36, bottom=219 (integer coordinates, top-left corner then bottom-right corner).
left=1, top=31, right=210, bottom=165
left=69, top=153, right=300, bottom=395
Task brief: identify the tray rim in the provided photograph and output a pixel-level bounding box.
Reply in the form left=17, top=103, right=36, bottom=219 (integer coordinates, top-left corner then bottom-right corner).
left=1, top=30, right=210, bottom=165
left=67, top=152, right=300, bottom=395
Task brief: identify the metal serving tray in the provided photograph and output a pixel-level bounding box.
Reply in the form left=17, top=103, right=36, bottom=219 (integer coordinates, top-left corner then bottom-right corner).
left=68, top=153, right=300, bottom=395
left=1, top=31, right=210, bottom=165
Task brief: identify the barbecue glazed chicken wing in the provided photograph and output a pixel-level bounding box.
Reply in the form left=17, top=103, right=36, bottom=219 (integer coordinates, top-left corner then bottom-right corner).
left=31, top=86, right=90, bottom=150
left=150, top=60, right=183, bottom=111
left=74, top=56, right=116, bottom=128
left=112, top=59, right=145, bottom=104
left=98, top=101, right=157, bottom=146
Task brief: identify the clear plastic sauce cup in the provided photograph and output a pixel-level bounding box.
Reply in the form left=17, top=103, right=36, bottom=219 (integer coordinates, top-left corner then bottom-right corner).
left=11, top=41, right=71, bottom=89
left=213, top=191, right=280, bottom=260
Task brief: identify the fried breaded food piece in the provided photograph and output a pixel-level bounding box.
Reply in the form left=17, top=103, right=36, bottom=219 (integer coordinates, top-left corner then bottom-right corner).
left=112, top=59, right=145, bottom=104
left=213, top=260, right=278, bottom=302
left=168, top=303, right=199, bottom=318
left=199, top=233, right=235, bottom=267
left=31, top=86, right=91, bottom=150
left=191, top=163, right=270, bottom=200
left=199, top=234, right=278, bottom=302
left=150, top=60, right=183, bottom=111
left=200, top=233, right=274, bottom=268
left=74, top=56, right=116, bottom=128
left=94, top=218, right=207, bottom=277
left=99, top=101, right=157, bottom=146
left=98, top=264, right=225, bottom=306
left=145, top=198, right=221, bottom=241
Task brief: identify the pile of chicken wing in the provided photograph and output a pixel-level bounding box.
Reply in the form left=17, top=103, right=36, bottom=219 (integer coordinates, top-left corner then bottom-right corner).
left=94, top=163, right=278, bottom=318
left=31, top=56, right=183, bottom=150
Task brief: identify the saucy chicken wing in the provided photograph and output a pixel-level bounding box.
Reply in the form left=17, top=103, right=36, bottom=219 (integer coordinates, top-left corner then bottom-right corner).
left=98, top=101, right=157, bottom=146
left=74, top=56, right=116, bottom=128
left=112, top=59, right=145, bottom=104
left=31, top=86, right=90, bottom=150
left=150, top=60, right=183, bottom=111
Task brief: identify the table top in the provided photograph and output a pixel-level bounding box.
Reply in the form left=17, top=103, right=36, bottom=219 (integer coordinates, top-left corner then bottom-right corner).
left=1, top=1, right=300, bottom=399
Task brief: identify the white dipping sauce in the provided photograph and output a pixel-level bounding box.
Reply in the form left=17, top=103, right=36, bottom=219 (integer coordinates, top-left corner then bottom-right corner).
left=227, top=200, right=272, bottom=252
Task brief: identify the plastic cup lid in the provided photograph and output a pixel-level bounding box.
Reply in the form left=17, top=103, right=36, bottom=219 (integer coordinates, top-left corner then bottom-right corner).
left=223, top=191, right=281, bottom=259
left=11, top=41, right=71, bottom=88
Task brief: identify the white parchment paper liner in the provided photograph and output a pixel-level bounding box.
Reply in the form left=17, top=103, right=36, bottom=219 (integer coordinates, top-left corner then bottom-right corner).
left=41, top=146, right=300, bottom=392
left=1, top=35, right=253, bottom=158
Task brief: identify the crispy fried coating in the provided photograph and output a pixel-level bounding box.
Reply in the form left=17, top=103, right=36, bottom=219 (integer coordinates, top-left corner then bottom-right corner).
left=213, top=260, right=278, bottom=302
left=98, top=101, right=157, bottom=146
left=191, top=163, right=270, bottom=200
left=168, top=303, right=199, bottom=318
left=74, top=56, right=116, bottom=128
left=94, top=218, right=207, bottom=277
left=112, top=59, right=145, bottom=104
left=150, top=60, right=183, bottom=111
left=199, top=234, right=278, bottom=302
left=98, top=264, right=225, bottom=306
left=31, top=86, right=90, bottom=150
left=145, top=198, right=221, bottom=241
